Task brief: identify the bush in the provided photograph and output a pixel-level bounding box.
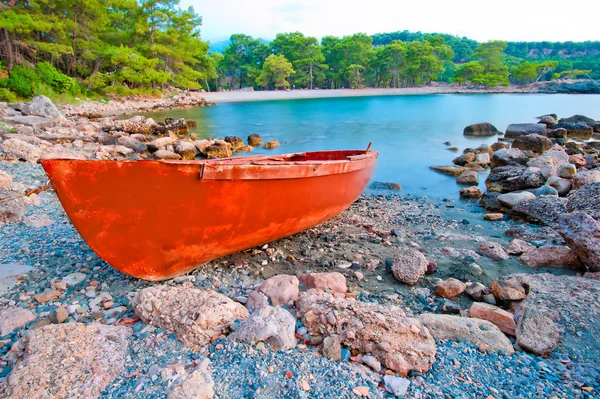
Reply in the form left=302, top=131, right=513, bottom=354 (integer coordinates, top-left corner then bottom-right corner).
left=36, top=62, right=80, bottom=95
left=0, top=87, right=16, bottom=102
left=1, top=65, right=40, bottom=98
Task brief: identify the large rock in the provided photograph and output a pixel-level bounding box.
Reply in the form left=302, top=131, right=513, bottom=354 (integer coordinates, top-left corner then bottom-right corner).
left=21, top=95, right=66, bottom=121
left=558, top=114, right=595, bottom=125
left=116, top=136, right=145, bottom=152
left=511, top=134, right=553, bottom=153
left=566, top=182, right=600, bottom=220
left=299, top=272, right=346, bottom=294
left=469, top=302, right=516, bottom=336
left=224, top=136, right=244, bottom=150
left=132, top=286, right=249, bottom=347
left=486, top=165, right=544, bottom=193
left=505, top=273, right=600, bottom=357
left=296, top=290, right=436, bottom=375
left=497, top=191, right=536, bottom=208
left=263, top=140, right=280, bottom=150
left=205, top=145, right=232, bottom=158
left=247, top=134, right=263, bottom=147
left=490, top=148, right=529, bottom=168
left=463, top=123, right=499, bottom=137
left=254, top=274, right=299, bottom=306
left=558, top=212, right=600, bottom=271
left=417, top=314, right=514, bottom=354
left=229, top=305, right=296, bottom=350
left=477, top=241, right=509, bottom=260
left=453, top=152, right=475, bottom=166
left=0, top=307, right=35, bottom=336
left=175, top=141, right=198, bottom=160
left=154, top=150, right=182, bottom=160
left=553, top=122, right=593, bottom=139
left=506, top=239, right=535, bottom=256
left=4, top=323, right=130, bottom=398
left=456, top=170, right=479, bottom=185
left=435, top=278, right=467, bottom=298
left=519, top=246, right=584, bottom=269
left=147, top=136, right=177, bottom=152
left=511, top=196, right=568, bottom=226
left=527, top=149, right=569, bottom=169
left=2, top=115, right=55, bottom=129
left=1, top=138, right=43, bottom=162
left=491, top=280, right=526, bottom=301
left=572, top=169, right=600, bottom=189
left=504, top=123, right=547, bottom=139
left=546, top=176, right=572, bottom=196
left=391, top=248, right=428, bottom=285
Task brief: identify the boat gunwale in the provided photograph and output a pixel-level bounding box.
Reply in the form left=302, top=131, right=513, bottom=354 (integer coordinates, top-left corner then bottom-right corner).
left=40, top=149, right=379, bottom=181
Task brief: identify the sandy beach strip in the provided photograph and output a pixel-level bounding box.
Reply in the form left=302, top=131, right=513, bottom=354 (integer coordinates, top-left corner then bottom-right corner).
left=200, top=86, right=537, bottom=103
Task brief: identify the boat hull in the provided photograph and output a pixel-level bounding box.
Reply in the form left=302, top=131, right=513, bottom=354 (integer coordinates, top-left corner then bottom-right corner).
left=41, top=150, right=377, bottom=280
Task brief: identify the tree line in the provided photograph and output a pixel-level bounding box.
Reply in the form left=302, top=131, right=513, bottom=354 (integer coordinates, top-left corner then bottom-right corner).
left=0, top=1, right=599, bottom=101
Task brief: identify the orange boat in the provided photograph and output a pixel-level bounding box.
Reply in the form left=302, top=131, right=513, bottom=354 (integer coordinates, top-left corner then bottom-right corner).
left=40, top=149, right=378, bottom=280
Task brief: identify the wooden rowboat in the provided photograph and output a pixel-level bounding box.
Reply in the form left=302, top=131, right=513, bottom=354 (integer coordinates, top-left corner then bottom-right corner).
left=40, top=149, right=378, bottom=280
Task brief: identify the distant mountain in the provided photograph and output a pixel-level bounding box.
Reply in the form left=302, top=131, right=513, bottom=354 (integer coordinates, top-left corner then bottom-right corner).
left=209, top=37, right=271, bottom=53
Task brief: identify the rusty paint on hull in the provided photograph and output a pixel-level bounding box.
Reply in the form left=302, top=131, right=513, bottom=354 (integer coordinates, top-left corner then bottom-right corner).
left=41, top=150, right=378, bottom=280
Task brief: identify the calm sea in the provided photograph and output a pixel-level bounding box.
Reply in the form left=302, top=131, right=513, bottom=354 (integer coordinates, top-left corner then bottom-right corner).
left=143, top=94, right=600, bottom=198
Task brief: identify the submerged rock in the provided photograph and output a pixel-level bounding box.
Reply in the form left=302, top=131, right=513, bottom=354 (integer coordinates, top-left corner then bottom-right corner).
left=296, top=290, right=436, bottom=376
left=132, top=286, right=249, bottom=347
left=247, top=134, right=263, bottom=147
left=263, top=140, right=280, bottom=150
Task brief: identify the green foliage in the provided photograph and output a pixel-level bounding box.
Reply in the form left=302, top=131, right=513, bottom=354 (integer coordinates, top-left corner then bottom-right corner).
left=510, top=61, right=558, bottom=84
left=1, top=65, right=40, bottom=98
left=36, top=62, right=80, bottom=94
left=256, top=54, right=294, bottom=89
left=0, top=88, right=16, bottom=103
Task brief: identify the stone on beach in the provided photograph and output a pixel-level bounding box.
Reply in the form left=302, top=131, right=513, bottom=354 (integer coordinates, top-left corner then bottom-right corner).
left=0, top=187, right=25, bottom=224
left=321, top=335, right=342, bottom=361
left=511, top=134, right=553, bottom=153
left=154, top=149, right=182, bottom=160
left=504, top=123, right=547, bottom=139
left=254, top=274, right=299, bottom=306
left=491, top=280, right=526, bottom=301
left=486, top=165, right=544, bottom=193
left=168, top=361, right=214, bottom=399
left=469, top=302, right=516, bottom=336
left=546, top=176, right=572, bottom=196
left=299, top=272, right=346, bottom=294
left=383, top=375, right=411, bottom=397
left=132, top=285, right=249, bottom=347
left=435, top=278, right=467, bottom=298
left=483, top=213, right=504, bottom=221
left=558, top=212, right=600, bottom=271
left=0, top=171, right=12, bottom=187
left=490, top=148, right=529, bottom=168
left=506, top=239, right=535, bottom=256
left=566, top=182, right=600, bottom=220
left=296, top=290, right=436, bottom=375
left=21, top=95, right=66, bottom=121
left=391, top=248, right=428, bottom=285
left=224, top=136, right=244, bottom=150
left=477, top=241, right=509, bottom=260
left=519, top=246, right=584, bottom=269
left=1, top=138, right=44, bottom=162
left=558, top=164, right=576, bottom=179
left=571, top=169, right=600, bottom=189
left=459, top=186, right=482, bottom=199
left=430, top=165, right=467, bottom=176
left=511, top=196, right=567, bottom=226
left=0, top=307, right=35, bottom=336
left=229, top=304, right=296, bottom=350
left=417, top=314, right=514, bottom=354
left=175, top=141, right=198, bottom=160
left=496, top=191, right=536, bottom=208
left=3, top=323, right=130, bottom=399
left=456, top=170, right=479, bottom=185
left=204, top=144, right=232, bottom=158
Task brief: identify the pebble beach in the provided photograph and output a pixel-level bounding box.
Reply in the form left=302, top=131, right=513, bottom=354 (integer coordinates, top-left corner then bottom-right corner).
left=0, top=94, right=599, bottom=398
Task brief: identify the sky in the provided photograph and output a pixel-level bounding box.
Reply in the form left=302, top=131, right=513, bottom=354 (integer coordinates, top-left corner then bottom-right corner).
left=182, top=0, right=600, bottom=44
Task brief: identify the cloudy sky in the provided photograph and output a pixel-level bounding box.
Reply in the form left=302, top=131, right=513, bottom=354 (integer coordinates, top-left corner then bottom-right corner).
left=182, top=0, right=600, bottom=43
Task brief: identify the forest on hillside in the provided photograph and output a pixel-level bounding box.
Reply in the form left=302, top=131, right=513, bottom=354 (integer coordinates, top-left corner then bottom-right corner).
left=0, top=0, right=599, bottom=101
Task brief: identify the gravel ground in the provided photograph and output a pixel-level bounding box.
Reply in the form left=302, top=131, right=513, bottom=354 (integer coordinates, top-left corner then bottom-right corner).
left=0, top=161, right=597, bottom=398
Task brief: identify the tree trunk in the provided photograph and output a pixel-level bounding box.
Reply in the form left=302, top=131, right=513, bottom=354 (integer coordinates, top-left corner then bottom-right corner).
left=2, top=28, right=14, bottom=71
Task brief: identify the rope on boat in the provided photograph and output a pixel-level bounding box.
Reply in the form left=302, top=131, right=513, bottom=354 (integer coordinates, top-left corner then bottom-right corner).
left=0, top=183, right=52, bottom=205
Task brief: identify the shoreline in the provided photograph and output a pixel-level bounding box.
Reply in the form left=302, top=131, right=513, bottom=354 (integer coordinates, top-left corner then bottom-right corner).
left=200, top=86, right=539, bottom=103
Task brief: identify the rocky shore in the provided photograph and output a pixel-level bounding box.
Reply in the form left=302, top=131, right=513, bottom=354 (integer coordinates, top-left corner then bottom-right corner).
left=0, top=96, right=599, bottom=398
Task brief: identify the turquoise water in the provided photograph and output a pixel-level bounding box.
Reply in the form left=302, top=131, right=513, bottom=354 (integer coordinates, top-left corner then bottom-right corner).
left=143, top=94, right=600, bottom=198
